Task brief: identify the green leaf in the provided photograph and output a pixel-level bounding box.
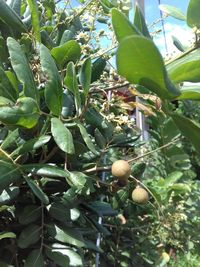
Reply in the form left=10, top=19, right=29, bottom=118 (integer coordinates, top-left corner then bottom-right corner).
left=0, top=159, right=21, bottom=189
left=117, top=35, right=180, bottom=99
left=1, top=128, right=19, bottom=150
left=18, top=205, right=41, bottom=225
left=0, top=97, right=39, bottom=129
left=47, top=224, right=84, bottom=247
left=0, top=0, right=27, bottom=33
left=77, top=123, right=98, bottom=155
left=68, top=172, right=94, bottom=194
left=22, top=164, right=70, bottom=179
left=60, top=30, right=74, bottom=45
left=86, top=201, right=118, bottom=216
left=51, top=40, right=81, bottom=66
left=46, top=244, right=83, bottom=267
left=79, top=57, right=91, bottom=97
left=0, top=261, right=13, bottom=267
left=91, top=58, right=107, bottom=83
left=40, top=44, right=63, bottom=116
left=27, top=0, right=41, bottom=42
left=164, top=171, right=183, bottom=186
left=46, top=248, right=70, bottom=267
left=11, top=135, right=51, bottom=157
left=172, top=35, right=186, bottom=52
left=64, top=62, right=81, bottom=114
left=7, top=38, right=39, bottom=102
left=94, top=128, right=106, bottom=149
left=134, top=4, right=151, bottom=38
left=187, top=0, right=200, bottom=28
left=24, top=176, right=49, bottom=205
left=24, top=249, right=43, bottom=267
left=177, top=85, right=200, bottom=100
left=170, top=183, right=191, bottom=195
left=51, top=118, right=75, bottom=154
left=18, top=224, right=41, bottom=248
left=167, top=49, right=200, bottom=83
left=171, top=113, right=200, bottom=154
left=159, top=4, right=186, bottom=21
left=0, top=231, right=16, bottom=240
left=111, top=8, right=140, bottom=43
left=0, top=67, right=18, bottom=101
left=48, top=202, right=70, bottom=222
left=0, top=187, right=19, bottom=204
left=9, top=0, right=21, bottom=15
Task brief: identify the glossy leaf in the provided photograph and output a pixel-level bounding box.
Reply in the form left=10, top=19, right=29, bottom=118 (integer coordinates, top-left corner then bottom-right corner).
left=40, top=44, right=63, bottom=116
left=79, top=57, right=91, bottom=97
left=11, top=135, right=51, bottom=157
left=177, top=85, right=200, bottom=100
left=117, top=35, right=180, bottom=99
left=0, top=187, right=19, bottom=204
left=27, top=0, right=41, bottom=42
left=0, top=97, right=39, bottom=129
left=171, top=113, right=200, bottom=154
left=18, top=224, right=41, bottom=248
left=167, top=49, right=200, bottom=83
left=60, top=30, right=74, bottom=45
left=91, top=57, right=107, bottom=83
left=24, top=176, right=49, bottom=205
left=0, top=231, right=16, bottom=240
left=77, top=123, right=98, bottom=155
left=47, top=223, right=84, bottom=247
left=0, top=0, right=27, bottom=33
left=111, top=8, right=140, bottom=43
left=134, top=4, right=151, bottom=38
left=64, top=62, right=81, bottom=114
left=86, top=201, right=118, bottom=216
left=18, top=205, right=41, bottom=225
left=187, top=0, right=200, bottom=28
left=0, top=159, right=21, bottom=189
left=7, top=38, right=39, bottom=102
left=9, top=0, right=21, bottom=15
left=159, top=4, right=186, bottom=20
left=24, top=249, right=43, bottom=267
left=51, top=118, right=75, bottom=154
left=0, top=67, right=18, bottom=101
left=51, top=40, right=81, bottom=66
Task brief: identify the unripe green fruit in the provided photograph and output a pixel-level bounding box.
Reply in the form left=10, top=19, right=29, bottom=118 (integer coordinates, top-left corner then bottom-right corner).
left=131, top=187, right=149, bottom=204
left=111, top=160, right=131, bottom=181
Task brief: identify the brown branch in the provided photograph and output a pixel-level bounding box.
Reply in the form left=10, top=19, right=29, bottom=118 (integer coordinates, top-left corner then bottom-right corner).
left=89, top=82, right=130, bottom=94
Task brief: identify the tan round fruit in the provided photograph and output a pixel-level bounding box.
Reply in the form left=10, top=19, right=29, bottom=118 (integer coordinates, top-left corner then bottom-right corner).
left=111, top=160, right=131, bottom=181
left=131, top=187, right=149, bottom=204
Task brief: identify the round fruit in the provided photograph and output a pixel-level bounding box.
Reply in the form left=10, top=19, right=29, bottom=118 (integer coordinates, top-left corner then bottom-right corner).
left=111, top=160, right=131, bottom=181
left=131, top=187, right=149, bottom=204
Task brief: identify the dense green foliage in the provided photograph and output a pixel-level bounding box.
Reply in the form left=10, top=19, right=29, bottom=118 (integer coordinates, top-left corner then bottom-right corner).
left=0, top=0, right=200, bottom=266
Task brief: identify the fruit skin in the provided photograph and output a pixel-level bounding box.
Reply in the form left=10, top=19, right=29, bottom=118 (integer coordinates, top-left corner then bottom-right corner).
left=111, top=160, right=131, bottom=181
left=131, top=187, right=149, bottom=204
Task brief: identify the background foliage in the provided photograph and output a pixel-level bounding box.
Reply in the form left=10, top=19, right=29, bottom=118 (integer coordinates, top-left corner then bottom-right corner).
left=0, top=0, right=200, bottom=266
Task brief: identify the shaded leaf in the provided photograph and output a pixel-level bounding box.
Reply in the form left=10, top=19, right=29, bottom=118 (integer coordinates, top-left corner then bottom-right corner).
left=18, top=205, right=41, bottom=225
left=18, top=224, right=41, bottom=248
left=0, top=159, right=21, bottom=189
left=24, top=249, right=43, bottom=267
left=51, top=118, right=75, bottom=154
left=117, top=35, right=180, bottom=99
left=0, top=187, right=19, bottom=204
left=177, top=85, right=200, bottom=100
left=25, top=176, right=49, bottom=205
left=40, top=44, right=63, bottom=116
left=0, top=0, right=27, bottom=33
left=48, top=202, right=70, bottom=222
left=0, top=67, right=18, bottom=101
left=46, top=248, right=69, bottom=267
left=134, top=4, right=151, bottom=38
left=91, top=58, right=107, bottom=83
left=7, top=38, right=39, bottom=102
left=86, top=201, right=118, bottom=216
